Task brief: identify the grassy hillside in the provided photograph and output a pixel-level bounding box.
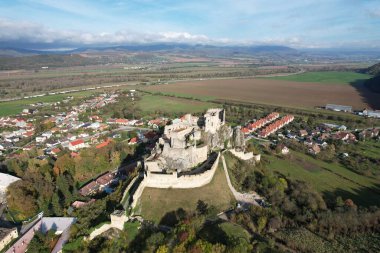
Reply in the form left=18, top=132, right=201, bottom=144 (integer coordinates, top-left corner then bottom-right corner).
left=264, top=151, right=380, bottom=207
left=267, top=71, right=371, bottom=84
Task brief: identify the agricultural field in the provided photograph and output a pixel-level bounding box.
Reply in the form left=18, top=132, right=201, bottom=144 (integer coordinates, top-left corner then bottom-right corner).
left=264, top=151, right=380, bottom=207
left=136, top=161, right=235, bottom=223
left=266, top=71, right=372, bottom=84
left=141, top=72, right=380, bottom=109
left=0, top=90, right=96, bottom=117
left=137, top=94, right=216, bottom=115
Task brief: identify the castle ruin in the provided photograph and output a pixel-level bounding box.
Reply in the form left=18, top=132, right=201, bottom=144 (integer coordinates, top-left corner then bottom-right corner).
left=145, top=108, right=226, bottom=174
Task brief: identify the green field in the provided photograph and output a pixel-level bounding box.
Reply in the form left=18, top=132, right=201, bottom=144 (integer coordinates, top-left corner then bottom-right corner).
left=137, top=94, right=216, bottom=115
left=265, top=151, right=380, bottom=207
left=266, top=71, right=372, bottom=84
left=136, top=161, right=235, bottom=223
left=0, top=90, right=96, bottom=117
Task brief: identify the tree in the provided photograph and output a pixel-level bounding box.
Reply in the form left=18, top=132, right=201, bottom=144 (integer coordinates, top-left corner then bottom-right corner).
left=7, top=180, right=39, bottom=220
left=52, top=192, right=63, bottom=216
left=257, top=216, right=267, bottom=234
left=196, top=200, right=208, bottom=215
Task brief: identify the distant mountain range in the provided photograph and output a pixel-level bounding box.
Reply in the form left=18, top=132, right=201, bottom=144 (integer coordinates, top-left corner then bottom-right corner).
left=0, top=44, right=299, bottom=57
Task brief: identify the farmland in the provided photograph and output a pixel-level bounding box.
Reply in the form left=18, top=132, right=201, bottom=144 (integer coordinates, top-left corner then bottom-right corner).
left=266, top=71, right=372, bottom=84
left=137, top=94, right=216, bottom=115
left=141, top=72, right=380, bottom=109
left=136, top=161, right=235, bottom=223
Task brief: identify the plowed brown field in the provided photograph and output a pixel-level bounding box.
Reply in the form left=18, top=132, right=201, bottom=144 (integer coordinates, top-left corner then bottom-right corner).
left=142, top=78, right=380, bottom=109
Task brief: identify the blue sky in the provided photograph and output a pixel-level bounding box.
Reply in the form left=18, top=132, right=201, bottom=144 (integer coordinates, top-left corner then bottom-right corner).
left=0, top=0, right=379, bottom=48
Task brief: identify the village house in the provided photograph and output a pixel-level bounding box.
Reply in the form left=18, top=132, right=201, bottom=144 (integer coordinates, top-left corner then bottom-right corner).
left=68, top=139, right=86, bottom=151
left=96, top=140, right=111, bottom=149
left=96, top=172, right=117, bottom=189
left=0, top=227, right=18, bottom=251
left=359, top=128, right=379, bottom=140
left=332, top=132, right=357, bottom=142
left=36, top=136, right=47, bottom=143
left=362, top=109, right=380, bottom=118
left=71, top=199, right=95, bottom=209
left=277, top=144, right=290, bottom=155
left=79, top=181, right=99, bottom=196
left=309, top=144, right=321, bottom=155
left=129, top=137, right=138, bottom=145
left=51, top=148, right=61, bottom=156
left=299, top=129, right=308, bottom=137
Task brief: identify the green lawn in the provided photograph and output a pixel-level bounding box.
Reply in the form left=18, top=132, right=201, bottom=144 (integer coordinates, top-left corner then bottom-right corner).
left=123, top=221, right=140, bottom=243
left=349, top=140, right=380, bottom=160
left=137, top=94, right=216, bottom=115
left=265, top=151, right=380, bottom=207
left=136, top=161, right=235, bottom=223
left=266, top=71, right=372, bottom=84
left=0, top=90, right=96, bottom=117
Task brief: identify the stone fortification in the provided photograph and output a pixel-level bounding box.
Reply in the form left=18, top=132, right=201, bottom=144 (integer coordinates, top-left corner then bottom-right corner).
left=131, top=153, right=220, bottom=209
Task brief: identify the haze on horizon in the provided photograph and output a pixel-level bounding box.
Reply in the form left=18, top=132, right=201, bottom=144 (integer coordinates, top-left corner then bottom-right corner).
left=0, top=0, right=379, bottom=49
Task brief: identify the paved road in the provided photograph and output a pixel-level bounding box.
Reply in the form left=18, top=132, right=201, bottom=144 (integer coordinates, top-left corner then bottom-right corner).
left=221, top=154, right=261, bottom=206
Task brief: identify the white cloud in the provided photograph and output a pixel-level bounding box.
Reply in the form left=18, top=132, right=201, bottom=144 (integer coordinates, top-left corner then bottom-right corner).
left=0, top=19, right=214, bottom=46
left=0, top=18, right=376, bottom=49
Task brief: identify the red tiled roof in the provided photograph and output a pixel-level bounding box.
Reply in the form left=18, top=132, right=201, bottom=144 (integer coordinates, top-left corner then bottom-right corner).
left=70, top=139, right=84, bottom=146
left=115, top=118, right=129, bottom=124
left=129, top=137, right=138, bottom=144
left=52, top=148, right=61, bottom=154
left=242, top=127, right=250, bottom=133
left=96, top=140, right=110, bottom=149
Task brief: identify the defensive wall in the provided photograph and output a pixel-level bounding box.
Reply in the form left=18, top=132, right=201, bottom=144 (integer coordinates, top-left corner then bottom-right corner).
left=131, top=152, right=220, bottom=209
left=229, top=148, right=261, bottom=162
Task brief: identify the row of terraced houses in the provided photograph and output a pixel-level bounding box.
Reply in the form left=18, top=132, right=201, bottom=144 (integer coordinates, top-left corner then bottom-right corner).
left=258, top=115, right=295, bottom=138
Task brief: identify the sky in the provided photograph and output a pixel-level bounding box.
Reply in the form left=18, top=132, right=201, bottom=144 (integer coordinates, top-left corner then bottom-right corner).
left=0, top=0, right=379, bottom=49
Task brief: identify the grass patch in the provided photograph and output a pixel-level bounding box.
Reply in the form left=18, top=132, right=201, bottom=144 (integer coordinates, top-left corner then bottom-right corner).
left=265, top=151, right=380, bottom=207
left=62, top=236, right=85, bottom=252
left=123, top=221, right=140, bottom=243
left=219, top=222, right=251, bottom=242
left=137, top=160, right=235, bottom=223
left=266, top=71, right=372, bottom=84
left=137, top=94, right=216, bottom=115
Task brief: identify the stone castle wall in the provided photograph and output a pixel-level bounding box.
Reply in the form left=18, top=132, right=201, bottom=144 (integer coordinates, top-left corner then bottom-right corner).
left=131, top=153, right=220, bottom=209
left=161, top=145, right=208, bottom=172
left=229, top=149, right=261, bottom=162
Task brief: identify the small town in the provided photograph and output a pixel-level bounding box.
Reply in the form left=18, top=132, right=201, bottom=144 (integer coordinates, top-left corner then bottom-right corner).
left=1, top=1, right=380, bottom=252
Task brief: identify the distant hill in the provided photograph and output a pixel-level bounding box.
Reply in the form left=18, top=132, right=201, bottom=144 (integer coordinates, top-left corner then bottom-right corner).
left=363, top=62, right=380, bottom=93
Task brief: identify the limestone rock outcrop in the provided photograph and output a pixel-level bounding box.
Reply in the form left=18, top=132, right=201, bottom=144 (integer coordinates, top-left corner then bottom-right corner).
left=232, top=126, right=245, bottom=151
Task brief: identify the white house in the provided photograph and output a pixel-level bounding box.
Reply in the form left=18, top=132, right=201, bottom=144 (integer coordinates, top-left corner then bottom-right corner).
left=36, top=136, right=47, bottom=143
